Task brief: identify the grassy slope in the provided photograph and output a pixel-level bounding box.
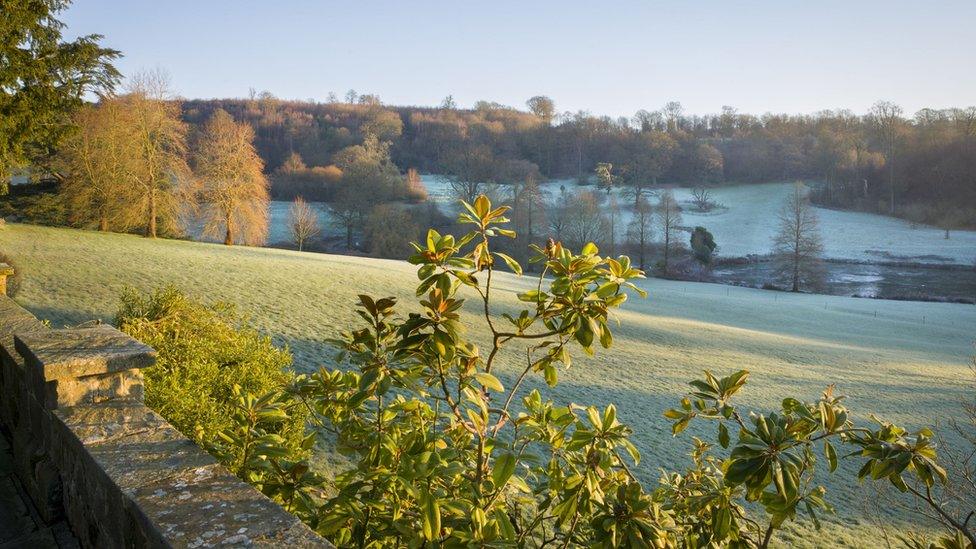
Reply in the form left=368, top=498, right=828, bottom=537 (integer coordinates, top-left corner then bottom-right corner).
left=3, top=222, right=974, bottom=547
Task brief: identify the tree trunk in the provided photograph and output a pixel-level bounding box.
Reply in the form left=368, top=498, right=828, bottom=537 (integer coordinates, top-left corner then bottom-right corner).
left=663, top=229, right=670, bottom=274
left=99, top=214, right=108, bottom=232
left=609, top=209, right=615, bottom=258
left=346, top=225, right=353, bottom=250
left=639, top=229, right=646, bottom=270
left=888, top=162, right=895, bottom=214
left=224, top=213, right=234, bottom=246
left=792, top=250, right=800, bottom=292
left=147, top=190, right=157, bottom=238
left=576, top=141, right=583, bottom=182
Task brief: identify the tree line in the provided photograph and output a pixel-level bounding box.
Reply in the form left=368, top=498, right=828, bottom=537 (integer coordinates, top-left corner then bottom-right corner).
left=182, top=94, right=976, bottom=229
left=58, top=71, right=272, bottom=245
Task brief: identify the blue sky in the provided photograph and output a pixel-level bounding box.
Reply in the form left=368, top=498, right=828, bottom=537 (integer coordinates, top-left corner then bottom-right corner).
left=63, top=1, right=975, bottom=117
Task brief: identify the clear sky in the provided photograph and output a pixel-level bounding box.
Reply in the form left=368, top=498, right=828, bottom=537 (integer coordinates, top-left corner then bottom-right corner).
left=62, top=1, right=975, bottom=118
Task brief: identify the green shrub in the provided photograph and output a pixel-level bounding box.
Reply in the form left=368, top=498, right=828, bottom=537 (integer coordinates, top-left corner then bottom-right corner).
left=135, top=197, right=970, bottom=547
left=115, top=286, right=308, bottom=473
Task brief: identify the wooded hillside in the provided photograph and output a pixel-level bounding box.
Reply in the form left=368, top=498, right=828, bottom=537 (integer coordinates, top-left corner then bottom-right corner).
left=181, top=95, right=976, bottom=227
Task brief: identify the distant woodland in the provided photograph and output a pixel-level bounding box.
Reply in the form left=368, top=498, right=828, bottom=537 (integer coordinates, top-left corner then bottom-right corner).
left=182, top=93, right=976, bottom=228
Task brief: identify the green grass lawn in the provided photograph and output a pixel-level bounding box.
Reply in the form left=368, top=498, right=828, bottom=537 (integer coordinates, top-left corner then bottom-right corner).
left=3, top=222, right=974, bottom=547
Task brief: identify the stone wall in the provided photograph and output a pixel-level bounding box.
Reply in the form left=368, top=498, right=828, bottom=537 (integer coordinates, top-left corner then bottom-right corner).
left=0, top=264, right=332, bottom=548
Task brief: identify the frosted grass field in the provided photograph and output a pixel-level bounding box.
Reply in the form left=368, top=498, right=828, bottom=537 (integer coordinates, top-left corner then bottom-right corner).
left=422, top=176, right=976, bottom=265
left=1, top=222, right=973, bottom=546
left=668, top=183, right=976, bottom=264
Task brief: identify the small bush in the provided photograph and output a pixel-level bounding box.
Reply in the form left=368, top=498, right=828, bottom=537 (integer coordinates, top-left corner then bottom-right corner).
left=115, top=286, right=308, bottom=473
left=404, top=168, right=428, bottom=203
left=0, top=191, right=67, bottom=226
left=364, top=203, right=419, bottom=258
left=271, top=165, right=343, bottom=202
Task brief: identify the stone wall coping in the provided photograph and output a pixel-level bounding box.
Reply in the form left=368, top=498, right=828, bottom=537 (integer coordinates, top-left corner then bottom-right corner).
left=14, top=325, right=156, bottom=381
left=0, top=297, right=45, bottom=370
left=0, top=294, right=333, bottom=548
left=52, top=401, right=327, bottom=547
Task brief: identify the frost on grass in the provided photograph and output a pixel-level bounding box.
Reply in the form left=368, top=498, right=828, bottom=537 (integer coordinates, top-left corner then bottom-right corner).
left=2, top=222, right=974, bottom=547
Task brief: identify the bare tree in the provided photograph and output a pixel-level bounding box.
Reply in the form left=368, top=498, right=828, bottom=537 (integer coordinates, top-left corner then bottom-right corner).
left=405, top=168, right=428, bottom=202
left=607, top=194, right=620, bottom=257
left=626, top=196, right=654, bottom=270
left=288, top=196, right=320, bottom=251
left=526, top=96, right=556, bottom=126
left=662, top=101, right=684, bottom=132
left=657, top=189, right=683, bottom=274
left=568, top=111, right=595, bottom=182
left=330, top=135, right=403, bottom=250
left=331, top=185, right=368, bottom=250
left=516, top=179, right=546, bottom=242
left=773, top=183, right=824, bottom=292
left=632, top=109, right=663, bottom=132
left=195, top=109, right=269, bottom=246
left=691, top=186, right=713, bottom=212
left=279, top=151, right=306, bottom=174
left=870, top=100, right=904, bottom=214
left=566, top=190, right=608, bottom=249
left=623, top=131, right=676, bottom=209
left=58, top=99, right=134, bottom=231
left=444, top=144, right=495, bottom=204
left=547, top=186, right=571, bottom=242
left=123, top=70, right=193, bottom=238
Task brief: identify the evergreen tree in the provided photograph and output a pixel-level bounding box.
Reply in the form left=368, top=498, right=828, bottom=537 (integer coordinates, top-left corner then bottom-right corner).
left=1, top=0, right=120, bottom=191
left=690, top=226, right=717, bottom=266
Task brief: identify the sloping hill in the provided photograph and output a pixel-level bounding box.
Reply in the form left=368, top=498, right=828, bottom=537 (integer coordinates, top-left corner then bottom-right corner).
left=2, top=222, right=973, bottom=546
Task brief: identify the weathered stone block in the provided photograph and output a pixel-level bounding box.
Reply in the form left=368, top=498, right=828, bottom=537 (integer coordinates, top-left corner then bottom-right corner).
left=251, top=521, right=335, bottom=547
left=52, top=401, right=161, bottom=454
left=15, top=325, right=155, bottom=381
left=0, top=297, right=45, bottom=427
left=14, top=326, right=154, bottom=411
left=0, top=297, right=45, bottom=367
left=2, top=296, right=331, bottom=548
left=0, top=359, right=24, bottom=436
left=124, top=462, right=323, bottom=548
left=53, top=400, right=332, bottom=547
left=32, top=457, right=64, bottom=524
left=39, top=370, right=144, bottom=410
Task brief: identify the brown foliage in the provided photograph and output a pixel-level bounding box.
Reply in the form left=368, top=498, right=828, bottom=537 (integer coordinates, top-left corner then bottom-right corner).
left=57, top=71, right=193, bottom=238
left=194, top=109, right=269, bottom=246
